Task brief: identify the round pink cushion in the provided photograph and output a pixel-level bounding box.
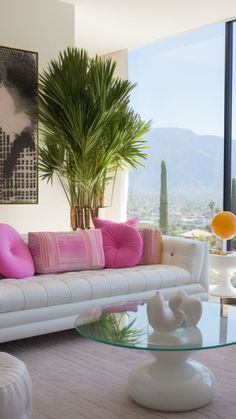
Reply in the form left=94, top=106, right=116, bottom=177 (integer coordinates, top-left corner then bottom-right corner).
left=101, top=223, right=143, bottom=268
left=0, top=224, right=35, bottom=279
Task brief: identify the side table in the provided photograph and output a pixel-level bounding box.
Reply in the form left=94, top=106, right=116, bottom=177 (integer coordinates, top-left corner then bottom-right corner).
left=209, top=252, right=236, bottom=302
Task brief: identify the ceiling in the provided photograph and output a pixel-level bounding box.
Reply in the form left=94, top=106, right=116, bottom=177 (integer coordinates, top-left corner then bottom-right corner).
left=62, top=0, right=236, bottom=55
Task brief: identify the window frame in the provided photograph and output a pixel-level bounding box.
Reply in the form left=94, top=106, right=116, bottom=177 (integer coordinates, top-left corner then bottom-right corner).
left=224, top=20, right=235, bottom=250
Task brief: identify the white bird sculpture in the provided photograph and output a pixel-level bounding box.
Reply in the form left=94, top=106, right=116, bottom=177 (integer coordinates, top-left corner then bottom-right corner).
left=178, top=290, right=202, bottom=326
left=147, top=292, right=185, bottom=332
left=147, top=290, right=202, bottom=332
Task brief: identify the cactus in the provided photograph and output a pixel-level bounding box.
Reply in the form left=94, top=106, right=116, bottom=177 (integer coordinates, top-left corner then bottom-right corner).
left=159, top=160, right=168, bottom=234
left=232, top=178, right=236, bottom=215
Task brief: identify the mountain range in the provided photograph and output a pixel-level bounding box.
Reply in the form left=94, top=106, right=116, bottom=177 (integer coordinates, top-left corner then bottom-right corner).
left=129, top=127, right=234, bottom=200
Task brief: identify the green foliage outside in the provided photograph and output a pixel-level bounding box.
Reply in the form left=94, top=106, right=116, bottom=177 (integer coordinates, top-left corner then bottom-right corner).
left=159, top=161, right=168, bottom=234
left=232, top=178, right=236, bottom=215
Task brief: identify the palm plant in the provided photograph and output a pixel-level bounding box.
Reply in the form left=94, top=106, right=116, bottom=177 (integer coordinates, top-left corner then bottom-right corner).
left=37, top=47, right=151, bottom=229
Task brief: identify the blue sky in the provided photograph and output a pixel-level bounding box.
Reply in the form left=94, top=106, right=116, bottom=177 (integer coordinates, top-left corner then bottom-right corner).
left=128, top=23, right=236, bottom=139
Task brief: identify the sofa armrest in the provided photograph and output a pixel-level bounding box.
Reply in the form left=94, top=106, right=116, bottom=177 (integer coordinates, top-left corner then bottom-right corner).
left=161, top=235, right=209, bottom=291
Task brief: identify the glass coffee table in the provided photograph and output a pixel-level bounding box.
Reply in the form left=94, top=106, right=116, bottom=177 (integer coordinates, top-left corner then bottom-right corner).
left=75, top=300, right=236, bottom=412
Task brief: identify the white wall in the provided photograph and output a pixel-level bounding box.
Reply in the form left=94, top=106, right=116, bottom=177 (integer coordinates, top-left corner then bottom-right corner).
left=101, top=50, right=129, bottom=222
left=0, top=0, right=75, bottom=233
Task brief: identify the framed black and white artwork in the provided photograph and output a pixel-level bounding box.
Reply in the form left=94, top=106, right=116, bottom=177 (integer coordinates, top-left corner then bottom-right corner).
left=0, top=46, right=38, bottom=204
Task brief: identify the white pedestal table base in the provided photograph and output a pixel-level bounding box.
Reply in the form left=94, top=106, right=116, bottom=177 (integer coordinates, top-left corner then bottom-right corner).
left=211, top=276, right=236, bottom=298
left=210, top=253, right=236, bottom=299
left=128, top=351, right=215, bottom=412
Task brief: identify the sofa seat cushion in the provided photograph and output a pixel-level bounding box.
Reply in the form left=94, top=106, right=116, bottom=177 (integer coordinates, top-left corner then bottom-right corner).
left=0, top=265, right=192, bottom=314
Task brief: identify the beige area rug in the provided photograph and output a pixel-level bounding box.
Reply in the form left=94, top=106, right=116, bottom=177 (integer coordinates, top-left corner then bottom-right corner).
left=1, top=330, right=236, bottom=419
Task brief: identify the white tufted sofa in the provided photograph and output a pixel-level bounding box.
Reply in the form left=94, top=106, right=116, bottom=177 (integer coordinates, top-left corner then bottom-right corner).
left=0, top=236, right=209, bottom=343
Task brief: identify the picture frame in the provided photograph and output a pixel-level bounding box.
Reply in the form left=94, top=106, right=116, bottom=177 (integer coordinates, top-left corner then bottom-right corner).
left=0, top=45, right=38, bottom=204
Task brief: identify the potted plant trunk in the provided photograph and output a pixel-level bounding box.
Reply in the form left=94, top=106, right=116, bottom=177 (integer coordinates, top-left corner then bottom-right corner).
left=37, top=48, right=151, bottom=229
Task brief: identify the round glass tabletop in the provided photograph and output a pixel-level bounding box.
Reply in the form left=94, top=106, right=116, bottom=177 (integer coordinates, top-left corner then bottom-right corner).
left=75, top=300, right=236, bottom=351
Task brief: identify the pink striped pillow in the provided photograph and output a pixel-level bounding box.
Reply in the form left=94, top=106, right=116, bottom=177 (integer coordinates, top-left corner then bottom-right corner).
left=28, top=230, right=105, bottom=274
left=137, top=228, right=162, bottom=265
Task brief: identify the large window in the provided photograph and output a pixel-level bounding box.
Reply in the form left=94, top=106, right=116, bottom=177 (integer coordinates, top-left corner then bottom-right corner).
left=127, top=23, right=232, bottom=250
left=231, top=22, right=236, bottom=249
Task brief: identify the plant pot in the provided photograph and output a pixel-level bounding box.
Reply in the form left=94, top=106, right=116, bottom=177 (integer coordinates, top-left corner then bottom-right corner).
left=70, top=207, right=77, bottom=231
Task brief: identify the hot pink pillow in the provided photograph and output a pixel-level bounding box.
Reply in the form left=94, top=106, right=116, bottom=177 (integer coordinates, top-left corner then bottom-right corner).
left=93, top=217, right=139, bottom=229
left=0, top=224, right=35, bottom=279
left=101, top=223, right=143, bottom=268
left=28, top=229, right=105, bottom=274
